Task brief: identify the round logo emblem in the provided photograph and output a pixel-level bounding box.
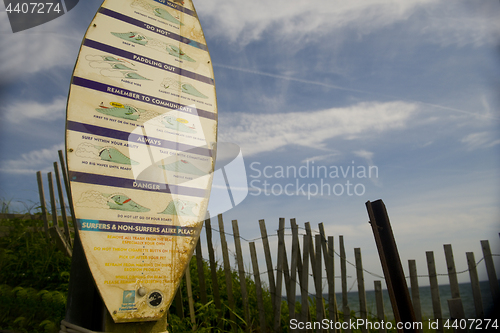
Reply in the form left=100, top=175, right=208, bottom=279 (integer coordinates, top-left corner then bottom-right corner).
left=147, top=290, right=164, bottom=308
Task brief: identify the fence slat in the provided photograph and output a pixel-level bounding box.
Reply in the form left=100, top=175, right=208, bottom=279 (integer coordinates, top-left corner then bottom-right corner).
left=374, top=281, right=387, bottom=333
left=319, top=223, right=338, bottom=326
left=204, top=218, right=222, bottom=319
left=327, top=236, right=337, bottom=331
left=305, top=222, right=316, bottom=279
left=36, top=171, right=50, bottom=239
left=289, top=219, right=299, bottom=322
left=218, top=214, right=236, bottom=331
left=279, top=219, right=292, bottom=322
left=274, top=217, right=286, bottom=332
left=315, top=234, right=324, bottom=332
left=260, top=219, right=276, bottom=314
left=58, top=150, right=76, bottom=223
left=447, top=298, right=467, bottom=333
left=354, top=248, right=367, bottom=333
left=408, top=259, right=423, bottom=328
left=466, top=252, right=484, bottom=318
left=54, top=162, right=72, bottom=246
left=47, top=172, right=58, bottom=229
left=291, top=218, right=304, bottom=287
left=300, top=234, right=310, bottom=332
left=195, top=237, right=207, bottom=305
left=339, top=235, right=351, bottom=332
left=185, top=266, right=196, bottom=329
left=250, top=242, right=267, bottom=333
left=232, top=219, right=251, bottom=331
left=481, top=240, right=500, bottom=301
left=444, top=244, right=461, bottom=299
left=426, top=251, right=443, bottom=333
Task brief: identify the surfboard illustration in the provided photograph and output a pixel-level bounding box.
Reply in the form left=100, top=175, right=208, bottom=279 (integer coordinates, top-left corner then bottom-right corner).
left=65, top=0, right=217, bottom=323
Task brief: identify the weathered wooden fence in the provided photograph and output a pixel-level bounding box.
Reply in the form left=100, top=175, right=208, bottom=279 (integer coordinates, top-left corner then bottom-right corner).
left=3, top=150, right=498, bottom=332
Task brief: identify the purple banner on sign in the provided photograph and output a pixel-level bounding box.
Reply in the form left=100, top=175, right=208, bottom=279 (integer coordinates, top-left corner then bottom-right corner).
left=69, top=171, right=207, bottom=197
left=99, top=7, right=207, bottom=51
left=78, top=219, right=197, bottom=236
left=71, top=77, right=216, bottom=120
left=67, top=121, right=212, bottom=157
left=83, top=39, right=214, bottom=85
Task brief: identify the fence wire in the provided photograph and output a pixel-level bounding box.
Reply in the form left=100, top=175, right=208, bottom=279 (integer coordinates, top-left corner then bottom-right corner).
left=200, top=221, right=499, bottom=297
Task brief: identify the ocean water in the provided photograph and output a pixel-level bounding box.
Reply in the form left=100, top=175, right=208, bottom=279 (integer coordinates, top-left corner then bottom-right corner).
left=331, top=280, right=497, bottom=320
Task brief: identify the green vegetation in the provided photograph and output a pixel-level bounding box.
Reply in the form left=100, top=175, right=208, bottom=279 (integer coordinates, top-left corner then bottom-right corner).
left=0, top=217, right=70, bottom=332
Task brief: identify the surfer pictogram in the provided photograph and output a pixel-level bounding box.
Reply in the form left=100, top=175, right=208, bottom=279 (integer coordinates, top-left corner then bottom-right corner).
left=76, top=190, right=150, bottom=212
left=85, top=54, right=151, bottom=80
left=75, top=143, right=139, bottom=165
left=131, top=0, right=183, bottom=26
left=96, top=102, right=198, bottom=133
left=111, top=31, right=196, bottom=62
left=158, top=199, right=198, bottom=216
left=161, top=78, right=208, bottom=99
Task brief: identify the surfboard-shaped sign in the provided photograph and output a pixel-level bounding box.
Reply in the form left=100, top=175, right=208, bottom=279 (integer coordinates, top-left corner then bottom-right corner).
left=65, top=0, right=217, bottom=323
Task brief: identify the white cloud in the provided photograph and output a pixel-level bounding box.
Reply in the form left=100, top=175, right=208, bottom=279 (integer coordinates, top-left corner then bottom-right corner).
left=219, top=101, right=417, bottom=156
left=197, top=0, right=499, bottom=47
left=0, top=11, right=81, bottom=82
left=0, top=143, right=64, bottom=175
left=2, top=97, right=67, bottom=123
left=461, top=132, right=500, bottom=150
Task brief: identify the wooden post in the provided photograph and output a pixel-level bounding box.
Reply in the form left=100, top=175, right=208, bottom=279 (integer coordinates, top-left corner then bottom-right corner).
left=232, top=219, right=251, bottom=331
left=365, top=200, right=417, bottom=333
left=447, top=299, right=467, bottom=333
left=185, top=266, right=196, bottom=330
left=304, top=223, right=316, bottom=279
left=65, top=232, right=106, bottom=331
left=218, top=214, right=236, bottom=330
left=466, top=252, right=484, bottom=318
left=174, top=286, right=184, bottom=319
left=58, top=150, right=76, bottom=223
left=444, top=244, right=461, bottom=299
left=274, top=217, right=286, bottom=332
left=204, top=218, right=222, bottom=318
left=481, top=240, right=500, bottom=302
left=354, top=248, right=367, bottom=333
left=319, top=223, right=338, bottom=325
left=291, top=218, right=304, bottom=287
left=426, top=251, right=443, bottom=333
left=195, top=238, right=207, bottom=304
left=47, top=172, right=58, bottom=228
left=301, top=235, right=310, bottom=331
left=339, top=235, right=350, bottom=333
left=374, top=281, right=387, bottom=333
left=408, top=260, right=423, bottom=330
left=289, top=219, right=300, bottom=322
left=278, top=219, right=292, bottom=323
left=260, top=219, right=276, bottom=314
left=327, top=236, right=337, bottom=330
left=54, top=162, right=72, bottom=247
left=315, top=235, right=323, bottom=331
left=250, top=241, right=267, bottom=333
left=36, top=171, right=50, bottom=240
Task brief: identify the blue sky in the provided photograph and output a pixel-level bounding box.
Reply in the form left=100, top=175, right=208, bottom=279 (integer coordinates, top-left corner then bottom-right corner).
left=1, top=0, right=499, bottom=294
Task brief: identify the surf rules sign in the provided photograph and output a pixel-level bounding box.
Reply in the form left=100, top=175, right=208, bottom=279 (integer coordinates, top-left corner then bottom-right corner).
left=65, top=0, right=217, bottom=323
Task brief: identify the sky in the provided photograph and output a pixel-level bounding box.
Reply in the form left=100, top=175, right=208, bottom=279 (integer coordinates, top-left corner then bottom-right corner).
left=0, top=0, right=499, bottom=298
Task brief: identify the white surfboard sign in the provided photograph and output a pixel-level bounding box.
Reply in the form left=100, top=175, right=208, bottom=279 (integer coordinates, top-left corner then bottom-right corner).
left=65, top=0, right=217, bottom=323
